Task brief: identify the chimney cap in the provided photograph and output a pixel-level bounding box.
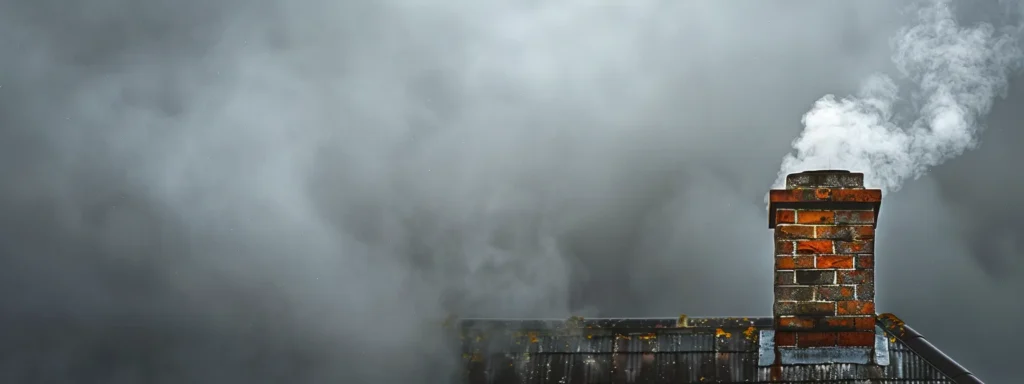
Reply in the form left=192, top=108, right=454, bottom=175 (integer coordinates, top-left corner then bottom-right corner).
left=785, top=170, right=864, bottom=189
left=770, top=170, right=881, bottom=228
left=799, top=169, right=851, bottom=174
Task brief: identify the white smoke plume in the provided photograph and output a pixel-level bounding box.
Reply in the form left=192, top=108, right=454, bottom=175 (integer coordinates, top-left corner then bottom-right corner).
left=775, top=0, right=1024, bottom=192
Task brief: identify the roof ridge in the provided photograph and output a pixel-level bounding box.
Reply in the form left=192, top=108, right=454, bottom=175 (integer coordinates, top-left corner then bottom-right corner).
left=877, top=313, right=983, bottom=384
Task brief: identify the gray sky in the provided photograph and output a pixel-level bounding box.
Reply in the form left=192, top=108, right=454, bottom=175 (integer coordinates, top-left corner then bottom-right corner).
left=1, top=0, right=1022, bottom=382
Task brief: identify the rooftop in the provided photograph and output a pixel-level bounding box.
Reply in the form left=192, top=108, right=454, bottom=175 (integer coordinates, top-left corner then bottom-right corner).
left=456, top=314, right=980, bottom=383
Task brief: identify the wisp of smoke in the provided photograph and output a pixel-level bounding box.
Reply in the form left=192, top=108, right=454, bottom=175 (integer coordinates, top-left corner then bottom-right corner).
left=775, top=0, right=1024, bottom=192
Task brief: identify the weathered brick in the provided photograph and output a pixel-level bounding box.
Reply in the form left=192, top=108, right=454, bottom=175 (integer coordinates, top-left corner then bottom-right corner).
left=776, top=240, right=795, bottom=255
left=816, top=255, right=854, bottom=269
left=795, top=240, right=833, bottom=254
left=775, top=302, right=835, bottom=316
left=777, top=317, right=816, bottom=330
left=785, top=171, right=863, bottom=189
left=837, top=331, right=875, bottom=347
left=775, top=271, right=795, bottom=285
left=767, top=189, right=814, bottom=203
left=775, top=286, right=814, bottom=301
left=797, top=332, right=837, bottom=347
left=775, top=225, right=815, bottom=240
left=831, top=189, right=882, bottom=202
left=796, top=270, right=836, bottom=285
left=776, top=256, right=815, bottom=270
left=855, top=284, right=874, bottom=300
left=775, top=332, right=796, bottom=346
left=815, top=225, right=874, bottom=241
left=768, top=189, right=881, bottom=203
left=796, top=210, right=834, bottom=224
left=838, top=269, right=873, bottom=284
left=776, top=209, right=796, bottom=224
left=854, top=316, right=876, bottom=331
left=856, top=256, right=874, bottom=269
left=815, top=285, right=855, bottom=301
left=837, top=300, right=875, bottom=315
left=835, top=240, right=873, bottom=254
left=818, top=317, right=855, bottom=331
left=835, top=210, right=874, bottom=225
left=817, top=316, right=874, bottom=331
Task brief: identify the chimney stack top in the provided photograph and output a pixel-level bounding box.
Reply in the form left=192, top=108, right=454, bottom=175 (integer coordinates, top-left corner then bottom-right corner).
left=786, top=170, right=864, bottom=190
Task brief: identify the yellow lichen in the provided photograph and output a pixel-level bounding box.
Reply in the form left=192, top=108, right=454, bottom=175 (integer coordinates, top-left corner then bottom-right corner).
left=677, top=314, right=689, bottom=328
left=743, top=326, right=757, bottom=340
left=877, top=313, right=907, bottom=336
left=715, top=328, right=732, bottom=338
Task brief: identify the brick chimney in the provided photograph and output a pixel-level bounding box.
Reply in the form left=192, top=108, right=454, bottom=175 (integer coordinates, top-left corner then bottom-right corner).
left=768, top=170, right=881, bottom=351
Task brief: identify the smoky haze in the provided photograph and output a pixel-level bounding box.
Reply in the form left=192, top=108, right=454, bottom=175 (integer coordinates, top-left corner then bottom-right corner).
left=0, top=0, right=1022, bottom=383
left=776, top=0, right=1024, bottom=193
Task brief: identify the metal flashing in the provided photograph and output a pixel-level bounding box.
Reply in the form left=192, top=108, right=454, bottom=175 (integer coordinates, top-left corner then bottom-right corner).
left=874, top=326, right=890, bottom=365
left=757, top=330, right=775, bottom=367
left=778, top=346, right=873, bottom=365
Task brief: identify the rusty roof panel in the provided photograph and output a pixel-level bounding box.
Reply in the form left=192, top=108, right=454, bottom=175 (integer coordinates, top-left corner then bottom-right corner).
left=458, top=315, right=969, bottom=383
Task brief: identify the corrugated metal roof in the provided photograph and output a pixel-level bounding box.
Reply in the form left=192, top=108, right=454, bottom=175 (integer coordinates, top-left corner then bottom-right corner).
left=456, top=314, right=975, bottom=383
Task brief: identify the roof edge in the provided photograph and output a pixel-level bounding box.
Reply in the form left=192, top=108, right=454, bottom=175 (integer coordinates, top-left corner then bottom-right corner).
left=877, top=313, right=983, bottom=384
left=457, top=316, right=773, bottom=330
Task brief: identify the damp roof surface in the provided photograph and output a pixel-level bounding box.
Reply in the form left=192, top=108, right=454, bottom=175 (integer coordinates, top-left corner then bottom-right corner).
left=457, top=314, right=980, bottom=383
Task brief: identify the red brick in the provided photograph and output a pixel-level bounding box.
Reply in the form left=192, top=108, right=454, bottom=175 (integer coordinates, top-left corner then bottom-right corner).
left=835, top=240, right=873, bottom=254
left=777, top=317, right=816, bottom=330
left=854, top=317, right=876, bottom=331
left=776, top=240, right=795, bottom=255
left=776, top=256, right=814, bottom=270
left=775, top=302, right=835, bottom=316
left=769, top=189, right=881, bottom=203
left=835, top=210, right=874, bottom=225
left=775, top=209, right=795, bottom=224
left=797, top=332, right=837, bottom=347
left=815, top=225, right=874, bottom=241
left=856, top=256, right=874, bottom=269
left=832, top=189, right=882, bottom=203
left=838, top=270, right=873, bottom=284
left=775, top=225, right=815, bottom=240
left=818, top=316, right=875, bottom=332
left=797, top=210, right=834, bottom=224
left=796, top=240, right=833, bottom=254
left=837, top=331, right=875, bottom=347
left=768, top=190, right=806, bottom=203
left=816, top=255, right=854, bottom=269
left=775, top=332, right=796, bottom=346
left=819, top=317, right=855, bottom=331
left=837, top=301, right=875, bottom=315
left=816, top=285, right=855, bottom=301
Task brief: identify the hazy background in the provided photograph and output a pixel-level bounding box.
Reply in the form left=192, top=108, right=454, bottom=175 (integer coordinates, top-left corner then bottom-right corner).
left=1, top=0, right=1022, bottom=382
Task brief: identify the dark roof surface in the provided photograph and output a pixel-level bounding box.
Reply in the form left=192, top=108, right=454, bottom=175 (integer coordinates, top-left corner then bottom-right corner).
left=457, top=314, right=980, bottom=383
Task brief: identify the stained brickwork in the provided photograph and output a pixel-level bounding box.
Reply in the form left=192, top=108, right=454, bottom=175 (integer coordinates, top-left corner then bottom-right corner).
left=769, top=170, right=881, bottom=349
